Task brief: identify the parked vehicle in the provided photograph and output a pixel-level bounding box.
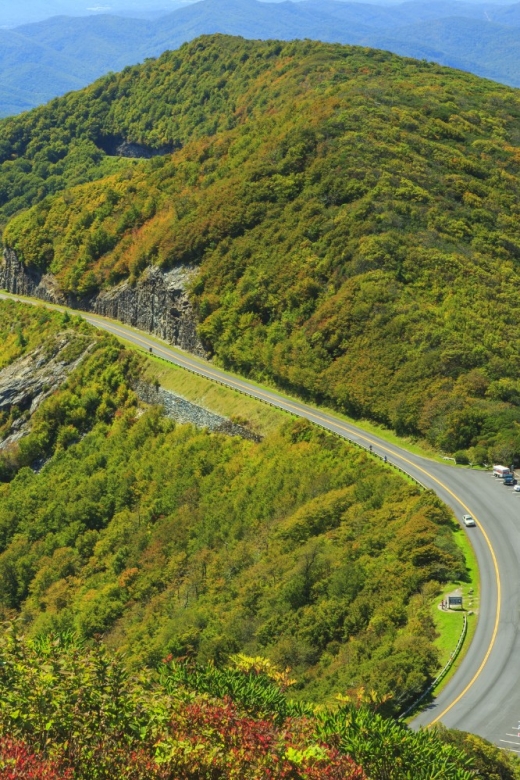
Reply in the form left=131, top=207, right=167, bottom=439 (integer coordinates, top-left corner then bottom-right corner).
left=493, top=465, right=512, bottom=478
left=504, top=473, right=516, bottom=486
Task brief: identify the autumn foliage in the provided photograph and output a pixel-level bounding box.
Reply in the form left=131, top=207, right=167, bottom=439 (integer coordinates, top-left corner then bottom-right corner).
left=0, top=628, right=498, bottom=780
left=4, top=36, right=520, bottom=460
left=0, top=738, right=72, bottom=780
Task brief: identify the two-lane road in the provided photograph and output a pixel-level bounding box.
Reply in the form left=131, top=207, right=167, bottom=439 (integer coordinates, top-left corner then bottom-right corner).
left=2, top=291, right=520, bottom=746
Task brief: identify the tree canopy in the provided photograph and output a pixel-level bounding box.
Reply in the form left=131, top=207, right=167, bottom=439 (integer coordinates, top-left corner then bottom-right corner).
left=3, top=36, right=520, bottom=459
left=1, top=627, right=518, bottom=780
left=0, top=300, right=466, bottom=712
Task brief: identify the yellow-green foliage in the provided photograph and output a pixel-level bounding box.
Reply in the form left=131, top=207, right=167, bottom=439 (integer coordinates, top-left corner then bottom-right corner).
left=0, top=305, right=466, bottom=710
left=3, top=36, right=520, bottom=459
left=0, top=299, right=63, bottom=369
left=2, top=629, right=507, bottom=780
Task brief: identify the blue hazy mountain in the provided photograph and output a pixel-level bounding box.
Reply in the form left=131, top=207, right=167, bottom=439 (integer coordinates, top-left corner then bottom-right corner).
left=363, top=16, right=520, bottom=87
left=0, top=1, right=194, bottom=29
left=3, top=0, right=520, bottom=118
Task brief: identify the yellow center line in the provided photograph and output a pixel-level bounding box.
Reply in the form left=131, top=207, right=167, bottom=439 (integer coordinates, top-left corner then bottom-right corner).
left=109, top=322, right=500, bottom=724
left=5, top=294, right=502, bottom=724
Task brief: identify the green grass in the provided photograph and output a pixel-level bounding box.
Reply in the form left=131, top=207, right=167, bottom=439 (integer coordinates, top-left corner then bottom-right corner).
left=428, top=527, right=480, bottom=697
left=141, top=352, right=288, bottom=437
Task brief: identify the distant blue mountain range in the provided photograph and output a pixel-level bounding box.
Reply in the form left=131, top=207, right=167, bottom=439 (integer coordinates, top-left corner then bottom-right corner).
left=2, top=0, right=520, bottom=118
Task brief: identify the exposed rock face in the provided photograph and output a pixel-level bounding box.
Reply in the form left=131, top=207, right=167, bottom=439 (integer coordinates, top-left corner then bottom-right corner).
left=133, top=380, right=261, bottom=443
left=0, top=248, right=207, bottom=357
left=0, top=335, right=92, bottom=450
left=92, top=266, right=206, bottom=356
left=0, top=248, right=62, bottom=302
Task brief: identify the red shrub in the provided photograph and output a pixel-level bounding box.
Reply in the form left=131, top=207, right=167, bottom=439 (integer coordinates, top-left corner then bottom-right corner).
left=165, top=700, right=366, bottom=779
left=0, top=738, right=73, bottom=780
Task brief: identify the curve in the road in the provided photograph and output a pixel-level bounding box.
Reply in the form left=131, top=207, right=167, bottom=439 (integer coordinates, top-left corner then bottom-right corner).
left=0, top=292, right=513, bottom=744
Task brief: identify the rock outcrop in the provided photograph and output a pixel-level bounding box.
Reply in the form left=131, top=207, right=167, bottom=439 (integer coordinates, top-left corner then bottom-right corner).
left=0, top=248, right=61, bottom=302
left=0, top=335, right=92, bottom=450
left=0, top=248, right=207, bottom=357
left=92, top=266, right=205, bottom=356
left=133, top=380, right=261, bottom=443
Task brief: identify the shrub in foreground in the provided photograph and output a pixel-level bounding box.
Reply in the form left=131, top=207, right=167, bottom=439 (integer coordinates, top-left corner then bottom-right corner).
left=0, top=626, right=514, bottom=779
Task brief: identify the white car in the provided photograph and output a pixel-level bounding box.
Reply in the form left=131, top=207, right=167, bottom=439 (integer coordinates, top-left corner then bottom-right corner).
left=514, top=485, right=520, bottom=492
left=462, top=514, right=476, bottom=527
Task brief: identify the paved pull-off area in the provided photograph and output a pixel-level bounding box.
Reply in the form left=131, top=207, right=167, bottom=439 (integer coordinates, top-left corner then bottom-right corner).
left=1, top=291, right=519, bottom=745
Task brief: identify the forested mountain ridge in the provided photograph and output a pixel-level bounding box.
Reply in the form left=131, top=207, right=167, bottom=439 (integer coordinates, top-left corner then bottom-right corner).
left=3, top=35, right=520, bottom=462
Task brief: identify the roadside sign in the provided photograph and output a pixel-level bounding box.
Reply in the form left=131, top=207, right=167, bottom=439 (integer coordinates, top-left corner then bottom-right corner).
left=448, top=596, right=463, bottom=608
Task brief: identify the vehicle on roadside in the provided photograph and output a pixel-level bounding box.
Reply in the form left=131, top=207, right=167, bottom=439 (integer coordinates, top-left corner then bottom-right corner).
left=493, top=464, right=512, bottom=479
left=514, top=485, right=520, bottom=493
left=462, top=514, right=476, bottom=527
left=492, top=465, right=516, bottom=484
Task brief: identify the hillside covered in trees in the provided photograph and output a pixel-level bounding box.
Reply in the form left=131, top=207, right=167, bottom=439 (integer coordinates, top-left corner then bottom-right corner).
left=0, top=297, right=515, bottom=775
left=0, top=299, right=468, bottom=712
left=3, top=35, right=520, bottom=463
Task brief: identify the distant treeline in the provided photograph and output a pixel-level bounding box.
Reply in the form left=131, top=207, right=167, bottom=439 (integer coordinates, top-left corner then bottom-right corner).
left=3, top=0, right=520, bottom=116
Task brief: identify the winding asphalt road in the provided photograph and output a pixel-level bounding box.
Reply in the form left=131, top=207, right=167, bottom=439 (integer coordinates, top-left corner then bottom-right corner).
left=2, top=291, right=520, bottom=747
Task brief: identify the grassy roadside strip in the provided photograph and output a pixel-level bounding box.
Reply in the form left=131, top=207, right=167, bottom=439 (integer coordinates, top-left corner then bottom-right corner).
left=141, top=351, right=287, bottom=436
left=432, top=528, right=480, bottom=692
left=404, top=528, right=480, bottom=721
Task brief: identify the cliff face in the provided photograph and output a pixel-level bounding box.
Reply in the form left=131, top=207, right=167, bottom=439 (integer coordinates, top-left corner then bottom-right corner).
left=92, top=265, right=206, bottom=356
left=0, top=334, right=92, bottom=451
left=0, top=248, right=60, bottom=302
left=0, top=248, right=207, bottom=357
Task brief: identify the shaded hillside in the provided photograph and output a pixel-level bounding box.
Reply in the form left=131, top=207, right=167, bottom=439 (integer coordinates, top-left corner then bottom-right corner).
left=3, top=36, right=520, bottom=460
